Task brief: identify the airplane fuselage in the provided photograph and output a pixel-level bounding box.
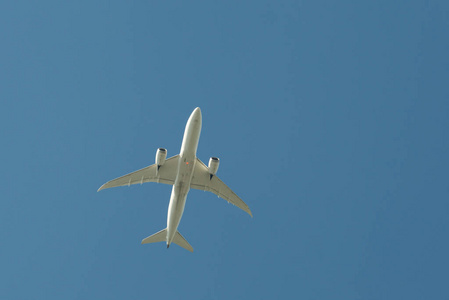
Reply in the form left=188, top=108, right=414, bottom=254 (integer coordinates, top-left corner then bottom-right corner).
left=166, top=108, right=202, bottom=246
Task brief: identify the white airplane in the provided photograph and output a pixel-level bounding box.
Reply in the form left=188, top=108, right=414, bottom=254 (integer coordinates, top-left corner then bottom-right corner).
left=98, top=107, right=252, bottom=252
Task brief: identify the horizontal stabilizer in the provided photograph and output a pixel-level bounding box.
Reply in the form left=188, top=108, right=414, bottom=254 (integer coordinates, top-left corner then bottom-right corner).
left=141, top=228, right=167, bottom=244
left=141, top=229, right=193, bottom=252
left=173, top=231, right=194, bottom=252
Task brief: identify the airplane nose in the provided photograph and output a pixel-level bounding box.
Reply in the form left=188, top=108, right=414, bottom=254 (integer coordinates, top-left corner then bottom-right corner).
left=192, top=107, right=202, bottom=119
left=187, top=107, right=202, bottom=125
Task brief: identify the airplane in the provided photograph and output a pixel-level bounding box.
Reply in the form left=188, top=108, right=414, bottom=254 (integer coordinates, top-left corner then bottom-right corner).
left=98, top=107, right=252, bottom=252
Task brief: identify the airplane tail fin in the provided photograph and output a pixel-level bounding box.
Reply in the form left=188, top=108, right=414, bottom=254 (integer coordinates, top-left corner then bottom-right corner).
left=141, top=228, right=167, bottom=244
left=141, top=228, right=194, bottom=252
left=173, top=231, right=194, bottom=252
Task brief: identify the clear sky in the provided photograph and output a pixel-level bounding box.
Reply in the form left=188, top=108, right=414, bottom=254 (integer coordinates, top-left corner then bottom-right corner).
left=1, top=1, right=448, bottom=299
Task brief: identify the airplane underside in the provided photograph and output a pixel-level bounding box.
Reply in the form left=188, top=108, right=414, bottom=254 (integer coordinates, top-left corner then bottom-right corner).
left=98, top=107, right=252, bottom=252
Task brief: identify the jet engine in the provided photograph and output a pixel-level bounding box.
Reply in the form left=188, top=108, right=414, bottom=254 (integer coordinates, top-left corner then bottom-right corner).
left=155, top=148, right=167, bottom=169
left=208, top=157, right=220, bottom=178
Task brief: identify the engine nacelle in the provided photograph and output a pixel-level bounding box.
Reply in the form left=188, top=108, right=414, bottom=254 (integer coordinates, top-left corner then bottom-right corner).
left=155, top=148, right=167, bottom=168
left=208, top=157, right=220, bottom=177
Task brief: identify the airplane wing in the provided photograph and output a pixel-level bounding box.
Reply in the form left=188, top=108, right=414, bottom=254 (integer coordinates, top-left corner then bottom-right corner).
left=190, top=158, right=252, bottom=217
left=98, top=155, right=180, bottom=191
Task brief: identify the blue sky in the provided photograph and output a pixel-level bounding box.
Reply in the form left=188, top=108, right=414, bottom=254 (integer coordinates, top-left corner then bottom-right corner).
left=1, top=1, right=448, bottom=299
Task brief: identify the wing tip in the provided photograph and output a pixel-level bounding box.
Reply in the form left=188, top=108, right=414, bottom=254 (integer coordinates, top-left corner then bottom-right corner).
left=97, top=184, right=107, bottom=192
